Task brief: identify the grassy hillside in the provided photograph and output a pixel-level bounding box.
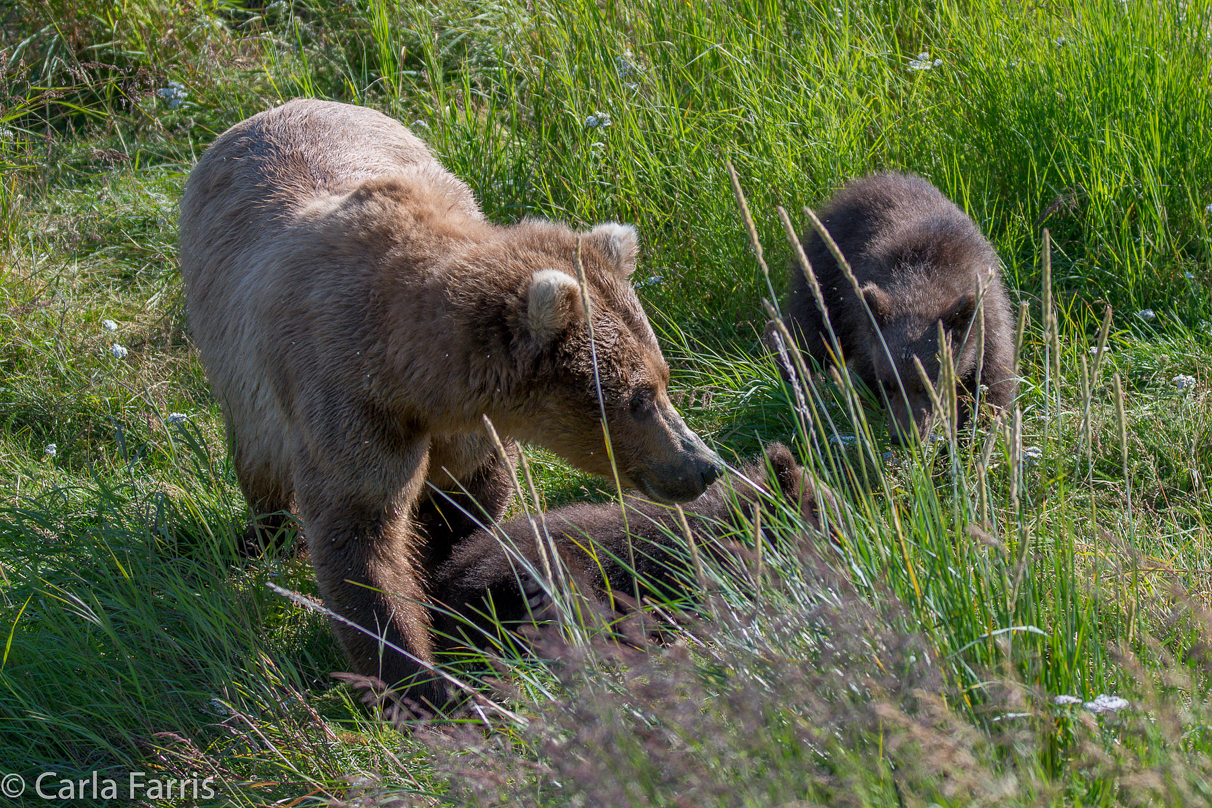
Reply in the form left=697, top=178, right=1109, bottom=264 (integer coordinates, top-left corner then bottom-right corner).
left=2, top=0, right=1212, bottom=804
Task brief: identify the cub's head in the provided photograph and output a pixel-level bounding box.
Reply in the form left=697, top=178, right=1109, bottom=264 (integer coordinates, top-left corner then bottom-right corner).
left=686, top=443, right=837, bottom=541
left=500, top=222, right=722, bottom=503
left=855, top=283, right=983, bottom=446
left=739, top=443, right=838, bottom=538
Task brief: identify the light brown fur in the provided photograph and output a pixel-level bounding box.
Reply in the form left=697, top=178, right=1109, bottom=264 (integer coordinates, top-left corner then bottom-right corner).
left=178, top=99, right=720, bottom=710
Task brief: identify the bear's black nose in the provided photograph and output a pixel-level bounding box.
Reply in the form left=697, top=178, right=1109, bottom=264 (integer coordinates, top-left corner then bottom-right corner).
left=697, top=453, right=723, bottom=488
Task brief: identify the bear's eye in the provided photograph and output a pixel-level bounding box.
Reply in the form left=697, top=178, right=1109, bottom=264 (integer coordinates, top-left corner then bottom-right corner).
left=629, top=387, right=656, bottom=415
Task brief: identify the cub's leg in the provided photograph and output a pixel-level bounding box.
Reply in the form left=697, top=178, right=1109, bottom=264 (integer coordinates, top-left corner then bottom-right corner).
left=770, top=298, right=833, bottom=385
left=980, top=324, right=1017, bottom=412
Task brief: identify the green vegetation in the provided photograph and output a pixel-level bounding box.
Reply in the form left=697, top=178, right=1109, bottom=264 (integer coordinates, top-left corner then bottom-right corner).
left=2, top=0, right=1212, bottom=804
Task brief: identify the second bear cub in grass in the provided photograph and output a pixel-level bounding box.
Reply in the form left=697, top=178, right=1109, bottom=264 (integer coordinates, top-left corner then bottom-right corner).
left=777, top=172, right=1016, bottom=445
left=433, top=443, right=836, bottom=646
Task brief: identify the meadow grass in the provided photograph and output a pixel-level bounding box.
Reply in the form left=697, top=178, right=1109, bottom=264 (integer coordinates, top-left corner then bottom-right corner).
left=2, top=0, right=1212, bottom=804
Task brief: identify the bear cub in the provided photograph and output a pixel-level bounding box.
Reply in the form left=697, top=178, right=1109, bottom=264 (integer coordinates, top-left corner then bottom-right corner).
left=776, top=172, right=1016, bottom=445
left=433, top=443, right=837, bottom=648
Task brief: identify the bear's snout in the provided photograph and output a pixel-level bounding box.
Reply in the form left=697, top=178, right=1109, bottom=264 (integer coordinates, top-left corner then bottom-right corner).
left=886, top=389, right=934, bottom=447
left=685, top=444, right=725, bottom=492
left=630, top=417, right=723, bottom=503
left=683, top=431, right=725, bottom=490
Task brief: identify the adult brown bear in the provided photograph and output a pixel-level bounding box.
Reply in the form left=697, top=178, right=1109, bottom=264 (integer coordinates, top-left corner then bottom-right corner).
left=178, top=99, right=721, bottom=711
left=777, top=172, right=1016, bottom=445
left=432, top=443, right=839, bottom=649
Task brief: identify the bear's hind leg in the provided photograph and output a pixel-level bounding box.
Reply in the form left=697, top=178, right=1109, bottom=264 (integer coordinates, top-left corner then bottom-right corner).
left=235, top=446, right=297, bottom=556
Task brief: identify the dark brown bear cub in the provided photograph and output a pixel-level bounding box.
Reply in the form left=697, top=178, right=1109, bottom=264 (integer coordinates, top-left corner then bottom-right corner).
left=432, top=443, right=836, bottom=647
left=777, top=172, right=1016, bottom=445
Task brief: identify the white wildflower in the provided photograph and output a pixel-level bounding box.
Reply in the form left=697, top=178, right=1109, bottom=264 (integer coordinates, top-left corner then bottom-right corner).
left=616, top=51, right=641, bottom=79
left=908, top=51, right=940, bottom=71
left=1022, top=445, right=1043, bottom=466
left=1205, top=203, right=1212, bottom=215
left=101, top=318, right=118, bottom=332
left=411, top=119, right=430, bottom=130
left=584, top=111, right=612, bottom=128
left=166, top=412, right=189, bottom=425
left=1084, top=694, right=1129, bottom=714
left=1172, top=374, right=1196, bottom=391
left=829, top=433, right=858, bottom=447
left=992, top=712, right=1033, bottom=722
left=44, top=443, right=57, bottom=458
left=636, top=274, right=664, bottom=289
left=110, top=344, right=128, bottom=359
left=0, top=128, right=13, bottom=141
left=1089, top=345, right=1111, bottom=358
left=590, top=140, right=607, bottom=150
left=1053, top=694, right=1082, bottom=706
left=156, top=81, right=188, bottom=110
left=203, top=698, right=232, bottom=717
left=882, top=449, right=906, bottom=469
left=1186, top=271, right=1196, bottom=280
left=1136, top=308, right=1156, bottom=322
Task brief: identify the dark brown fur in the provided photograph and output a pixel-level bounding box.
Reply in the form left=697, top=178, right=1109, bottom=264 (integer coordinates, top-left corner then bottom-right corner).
left=178, top=100, right=721, bottom=711
left=433, top=443, right=838, bottom=647
left=777, top=172, right=1016, bottom=444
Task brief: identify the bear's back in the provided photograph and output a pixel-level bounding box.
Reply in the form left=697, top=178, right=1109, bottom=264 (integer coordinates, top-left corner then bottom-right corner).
left=810, top=173, right=992, bottom=287
left=790, top=172, right=1001, bottom=333
left=177, top=100, right=488, bottom=476
left=180, top=100, right=478, bottom=269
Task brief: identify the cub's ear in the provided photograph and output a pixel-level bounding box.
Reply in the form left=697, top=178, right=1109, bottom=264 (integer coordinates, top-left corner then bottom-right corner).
left=764, top=442, right=801, bottom=499
left=943, top=292, right=977, bottom=333
left=860, top=283, right=893, bottom=323
left=527, top=269, right=582, bottom=341
left=586, top=222, right=639, bottom=278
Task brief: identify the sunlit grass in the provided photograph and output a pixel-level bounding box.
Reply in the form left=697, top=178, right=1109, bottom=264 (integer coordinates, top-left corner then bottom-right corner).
left=2, top=0, right=1212, bottom=804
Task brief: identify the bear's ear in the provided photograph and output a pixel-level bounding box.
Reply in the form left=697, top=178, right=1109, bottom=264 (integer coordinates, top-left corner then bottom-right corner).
left=943, top=292, right=977, bottom=333
left=527, top=269, right=582, bottom=341
left=586, top=222, right=639, bottom=278
left=764, top=442, right=801, bottom=499
left=860, top=283, right=893, bottom=323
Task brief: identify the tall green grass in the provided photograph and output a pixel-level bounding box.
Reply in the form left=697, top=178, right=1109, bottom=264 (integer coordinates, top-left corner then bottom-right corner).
left=2, top=0, right=1212, bottom=804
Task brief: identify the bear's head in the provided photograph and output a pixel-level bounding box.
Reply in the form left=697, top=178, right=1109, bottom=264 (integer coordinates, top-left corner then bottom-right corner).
left=855, top=282, right=982, bottom=446
left=735, top=442, right=838, bottom=539
left=498, top=222, right=722, bottom=503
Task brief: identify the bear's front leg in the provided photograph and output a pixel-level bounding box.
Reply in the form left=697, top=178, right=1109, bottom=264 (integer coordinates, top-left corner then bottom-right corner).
left=296, top=461, right=449, bottom=712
